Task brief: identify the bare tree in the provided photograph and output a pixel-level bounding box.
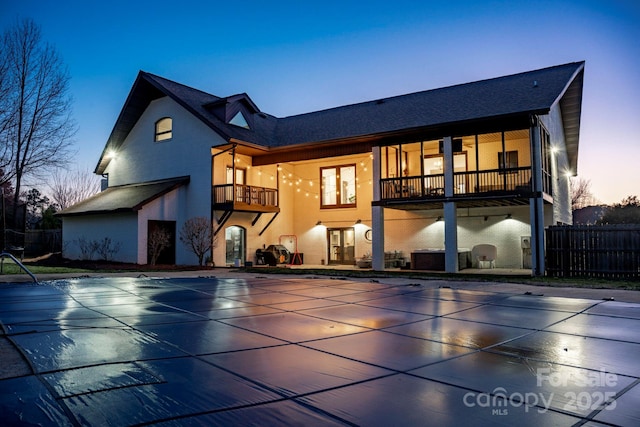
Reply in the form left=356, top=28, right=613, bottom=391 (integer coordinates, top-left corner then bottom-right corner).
left=48, top=168, right=101, bottom=210
left=148, top=226, right=171, bottom=265
left=179, top=217, right=215, bottom=266
left=0, top=18, right=76, bottom=222
left=570, top=177, right=596, bottom=211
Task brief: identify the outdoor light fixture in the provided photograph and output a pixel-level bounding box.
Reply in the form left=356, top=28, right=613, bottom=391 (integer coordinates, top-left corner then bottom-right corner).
left=355, top=219, right=362, bottom=224
left=484, top=216, right=489, bottom=221
left=316, top=220, right=322, bottom=226
left=506, top=213, right=512, bottom=219
left=436, top=216, right=442, bottom=222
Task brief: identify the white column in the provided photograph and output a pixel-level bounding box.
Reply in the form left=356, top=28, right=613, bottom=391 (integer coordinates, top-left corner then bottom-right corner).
left=443, top=137, right=454, bottom=198
left=444, top=202, right=458, bottom=272
left=442, top=136, right=458, bottom=272
left=371, top=146, right=385, bottom=271
left=372, top=205, right=385, bottom=271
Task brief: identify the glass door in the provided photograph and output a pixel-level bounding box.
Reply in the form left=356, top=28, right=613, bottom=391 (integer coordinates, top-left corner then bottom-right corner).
left=327, top=228, right=355, bottom=265
left=225, top=226, right=245, bottom=266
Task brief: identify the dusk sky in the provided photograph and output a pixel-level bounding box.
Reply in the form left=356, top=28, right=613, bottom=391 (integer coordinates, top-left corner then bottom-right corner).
left=1, top=0, right=638, bottom=204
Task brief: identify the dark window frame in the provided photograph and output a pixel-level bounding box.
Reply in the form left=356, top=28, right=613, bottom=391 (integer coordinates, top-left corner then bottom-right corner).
left=320, top=164, right=357, bottom=209
left=498, top=150, right=519, bottom=173
left=155, top=117, right=173, bottom=142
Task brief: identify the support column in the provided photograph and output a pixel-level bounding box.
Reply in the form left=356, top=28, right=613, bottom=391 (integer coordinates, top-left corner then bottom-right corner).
left=530, top=198, right=545, bottom=276
left=371, top=146, right=385, bottom=271
left=372, top=205, right=385, bottom=271
left=442, top=136, right=458, bottom=273
left=444, top=202, right=458, bottom=273
left=529, top=117, right=545, bottom=276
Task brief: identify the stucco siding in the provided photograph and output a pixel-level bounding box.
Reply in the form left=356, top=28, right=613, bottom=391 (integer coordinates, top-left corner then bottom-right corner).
left=540, top=106, right=573, bottom=225
left=104, top=96, right=219, bottom=229
left=62, top=213, right=138, bottom=262
left=381, top=206, right=532, bottom=269
left=137, top=186, right=192, bottom=264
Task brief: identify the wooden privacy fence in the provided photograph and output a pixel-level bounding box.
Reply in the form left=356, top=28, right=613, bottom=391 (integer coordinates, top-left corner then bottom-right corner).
left=546, top=225, right=640, bottom=279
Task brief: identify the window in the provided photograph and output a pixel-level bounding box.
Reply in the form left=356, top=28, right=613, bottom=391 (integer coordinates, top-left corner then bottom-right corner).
left=155, top=117, right=172, bottom=141
left=498, top=151, right=519, bottom=170
left=226, top=166, right=245, bottom=185
left=321, top=165, right=356, bottom=208
left=229, top=111, right=250, bottom=129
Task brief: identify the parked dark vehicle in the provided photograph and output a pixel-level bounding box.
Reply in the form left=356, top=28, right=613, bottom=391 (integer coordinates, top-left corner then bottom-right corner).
left=255, top=245, right=291, bottom=266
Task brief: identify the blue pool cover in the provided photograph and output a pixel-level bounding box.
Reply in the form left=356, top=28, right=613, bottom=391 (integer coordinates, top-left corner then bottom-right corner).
left=1, top=275, right=639, bottom=426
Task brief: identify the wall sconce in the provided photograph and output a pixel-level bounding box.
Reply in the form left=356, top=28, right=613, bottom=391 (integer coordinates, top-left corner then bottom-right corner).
left=316, top=220, right=322, bottom=226
left=355, top=219, right=362, bottom=224
left=505, top=213, right=512, bottom=219
left=435, top=216, right=442, bottom=222
left=484, top=216, right=489, bottom=221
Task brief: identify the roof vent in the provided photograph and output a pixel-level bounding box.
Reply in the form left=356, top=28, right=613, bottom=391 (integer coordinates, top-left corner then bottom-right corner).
left=533, top=80, right=538, bottom=88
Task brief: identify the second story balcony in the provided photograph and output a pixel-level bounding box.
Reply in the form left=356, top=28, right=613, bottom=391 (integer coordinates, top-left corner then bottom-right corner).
left=380, top=166, right=547, bottom=206
left=212, top=184, right=279, bottom=213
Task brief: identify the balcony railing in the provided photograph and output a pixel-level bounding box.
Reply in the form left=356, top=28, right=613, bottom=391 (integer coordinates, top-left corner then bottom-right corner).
left=212, top=184, right=278, bottom=210
left=381, top=167, right=534, bottom=200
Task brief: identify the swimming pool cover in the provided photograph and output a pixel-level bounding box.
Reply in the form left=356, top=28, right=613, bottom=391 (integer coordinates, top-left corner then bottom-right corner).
left=1, top=276, right=639, bottom=425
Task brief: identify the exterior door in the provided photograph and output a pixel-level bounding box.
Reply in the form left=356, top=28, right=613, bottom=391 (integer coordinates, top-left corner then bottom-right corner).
left=225, top=226, right=245, bottom=266
left=147, top=220, right=176, bottom=265
left=327, top=228, right=355, bottom=265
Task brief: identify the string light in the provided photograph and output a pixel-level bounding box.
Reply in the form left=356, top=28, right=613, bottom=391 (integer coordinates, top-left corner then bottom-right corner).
left=225, top=155, right=374, bottom=199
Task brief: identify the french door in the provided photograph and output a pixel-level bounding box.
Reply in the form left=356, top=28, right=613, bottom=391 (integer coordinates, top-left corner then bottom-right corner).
left=327, top=228, right=355, bottom=265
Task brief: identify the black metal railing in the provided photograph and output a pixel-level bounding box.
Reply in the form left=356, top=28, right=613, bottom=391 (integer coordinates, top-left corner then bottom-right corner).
left=212, top=184, right=278, bottom=207
left=381, top=167, right=534, bottom=200
left=456, top=167, right=532, bottom=195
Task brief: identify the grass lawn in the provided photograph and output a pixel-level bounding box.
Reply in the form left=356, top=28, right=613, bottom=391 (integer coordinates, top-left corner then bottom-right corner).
left=1, top=258, right=638, bottom=292
left=0, top=261, right=91, bottom=275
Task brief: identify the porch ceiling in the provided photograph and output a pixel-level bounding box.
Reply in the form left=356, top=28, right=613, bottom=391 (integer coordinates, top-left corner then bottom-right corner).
left=379, top=196, right=534, bottom=211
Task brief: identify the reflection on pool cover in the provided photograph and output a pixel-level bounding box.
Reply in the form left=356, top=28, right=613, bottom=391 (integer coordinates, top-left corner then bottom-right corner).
left=1, top=276, right=640, bottom=426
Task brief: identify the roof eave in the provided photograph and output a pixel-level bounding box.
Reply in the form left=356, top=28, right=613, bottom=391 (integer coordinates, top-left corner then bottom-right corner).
left=556, top=63, right=585, bottom=174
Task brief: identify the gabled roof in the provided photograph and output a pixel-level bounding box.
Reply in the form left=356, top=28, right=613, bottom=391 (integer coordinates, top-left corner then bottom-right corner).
left=94, top=73, right=277, bottom=174
left=57, top=176, right=190, bottom=217
left=95, top=62, right=584, bottom=174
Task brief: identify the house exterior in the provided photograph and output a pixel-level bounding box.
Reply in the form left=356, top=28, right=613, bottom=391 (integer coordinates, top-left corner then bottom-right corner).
left=58, top=62, right=584, bottom=275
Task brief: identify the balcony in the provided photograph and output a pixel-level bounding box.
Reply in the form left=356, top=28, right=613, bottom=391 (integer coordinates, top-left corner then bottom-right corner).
left=212, top=184, right=279, bottom=213
left=380, top=167, right=542, bottom=209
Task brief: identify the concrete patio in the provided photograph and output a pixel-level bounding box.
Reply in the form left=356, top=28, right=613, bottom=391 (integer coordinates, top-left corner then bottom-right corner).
left=1, top=272, right=639, bottom=425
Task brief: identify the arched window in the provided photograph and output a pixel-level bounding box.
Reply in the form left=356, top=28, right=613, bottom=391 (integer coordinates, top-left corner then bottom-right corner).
left=155, top=117, right=172, bottom=141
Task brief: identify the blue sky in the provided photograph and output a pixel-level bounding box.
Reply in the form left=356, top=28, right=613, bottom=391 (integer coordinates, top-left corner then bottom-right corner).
left=2, top=0, right=638, bottom=204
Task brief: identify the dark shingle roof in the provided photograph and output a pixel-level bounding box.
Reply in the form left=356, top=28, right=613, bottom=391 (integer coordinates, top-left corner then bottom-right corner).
left=57, top=177, right=190, bottom=217
left=273, top=62, right=584, bottom=147
left=95, top=62, right=584, bottom=173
